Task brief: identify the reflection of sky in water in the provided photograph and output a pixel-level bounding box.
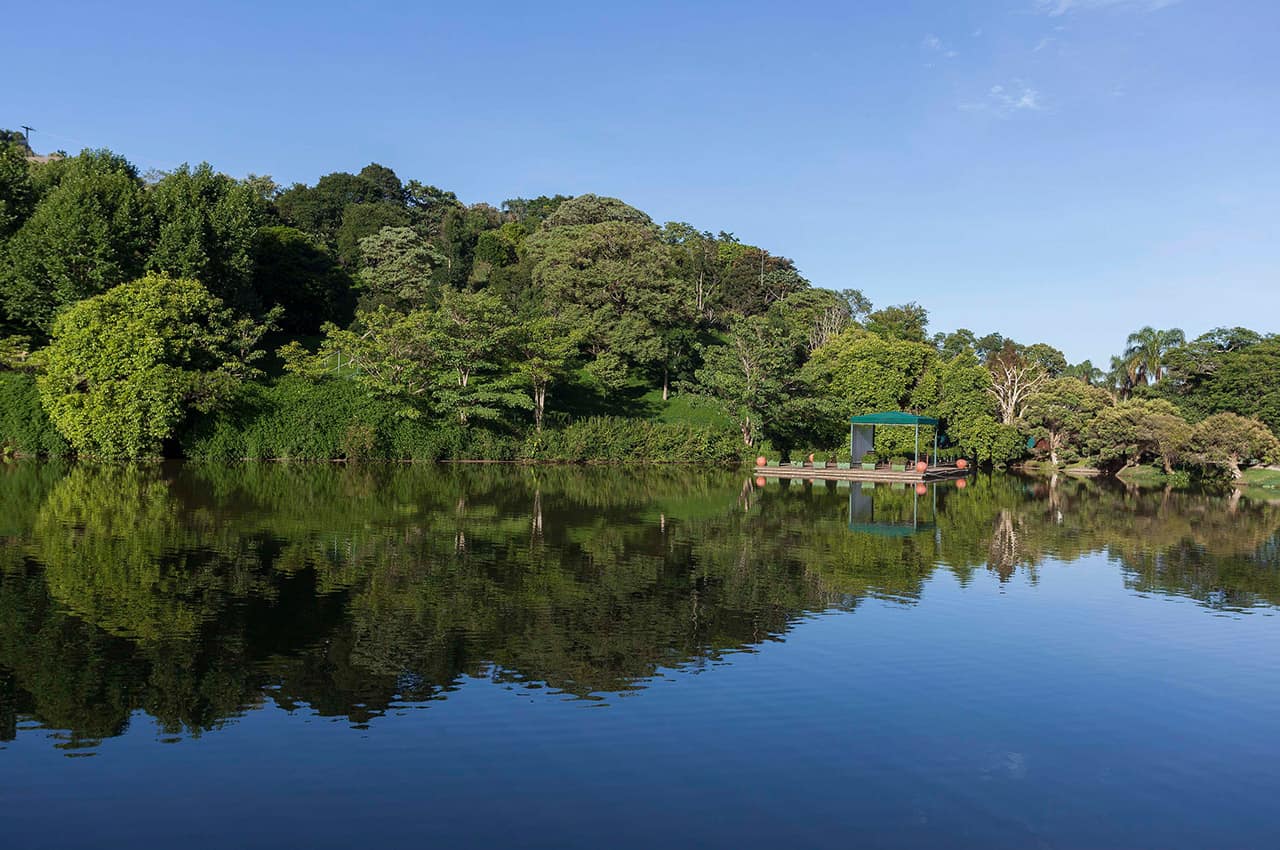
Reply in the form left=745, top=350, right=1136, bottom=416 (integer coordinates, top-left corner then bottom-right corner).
left=1, top=465, right=1279, bottom=849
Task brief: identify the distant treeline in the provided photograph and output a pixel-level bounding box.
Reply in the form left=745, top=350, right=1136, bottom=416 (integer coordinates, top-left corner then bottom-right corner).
left=0, top=134, right=1276, bottom=478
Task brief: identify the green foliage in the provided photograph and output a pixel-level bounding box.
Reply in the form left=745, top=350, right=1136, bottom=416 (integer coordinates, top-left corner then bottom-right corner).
left=527, top=218, right=677, bottom=387
left=183, top=376, right=430, bottom=460
left=147, top=163, right=267, bottom=310
left=541, top=194, right=653, bottom=228
left=1022, top=377, right=1114, bottom=465
left=0, top=372, right=70, bottom=457
left=0, top=149, right=154, bottom=334
left=431, top=289, right=532, bottom=425
left=249, top=226, right=355, bottom=335
left=1084, top=398, right=1186, bottom=472
left=335, top=201, right=410, bottom=267
left=695, top=314, right=794, bottom=447
left=803, top=329, right=936, bottom=413
left=532, top=416, right=745, bottom=463
left=1161, top=333, right=1280, bottom=435
left=0, top=141, right=35, bottom=238
left=865, top=302, right=928, bottom=342
left=38, top=275, right=269, bottom=457
left=356, top=225, right=446, bottom=311
left=1188, top=412, right=1280, bottom=480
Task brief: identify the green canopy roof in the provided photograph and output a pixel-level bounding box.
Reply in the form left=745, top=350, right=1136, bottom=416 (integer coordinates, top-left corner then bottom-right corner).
left=849, top=411, right=939, bottom=426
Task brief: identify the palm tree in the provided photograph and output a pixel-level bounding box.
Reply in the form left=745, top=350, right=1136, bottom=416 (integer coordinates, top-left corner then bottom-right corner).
left=1123, top=326, right=1185, bottom=385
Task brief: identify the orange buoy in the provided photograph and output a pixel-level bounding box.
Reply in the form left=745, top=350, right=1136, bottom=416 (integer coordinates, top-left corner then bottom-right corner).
left=956, top=478, right=967, bottom=489
left=956, top=458, right=969, bottom=470
left=916, top=460, right=929, bottom=473
left=915, top=483, right=928, bottom=495
left=755, top=455, right=768, bottom=467
left=755, top=476, right=767, bottom=487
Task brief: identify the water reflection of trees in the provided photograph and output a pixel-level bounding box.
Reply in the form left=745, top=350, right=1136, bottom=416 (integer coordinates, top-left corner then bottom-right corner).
left=0, top=462, right=1276, bottom=750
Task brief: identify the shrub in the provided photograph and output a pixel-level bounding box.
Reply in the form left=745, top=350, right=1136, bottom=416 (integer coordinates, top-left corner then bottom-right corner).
left=528, top=416, right=745, bottom=463
left=0, top=372, right=70, bottom=457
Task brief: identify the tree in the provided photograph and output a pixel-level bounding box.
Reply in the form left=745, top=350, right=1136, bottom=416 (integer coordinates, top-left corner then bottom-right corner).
left=936, top=329, right=977, bottom=361
left=542, top=194, right=652, bottom=228
left=280, top=307, right=440, bottom=411
left=0, top=150, right=153, bottom=335
left=526, top=218, right=677, bottom=388
left=1189, top=413, right=1280, bottom=480
left=511, top=313, right=581, bottom=430
left=38, top=274, right=268, bottom=457
left=0, top=140, right=34, bottom=237
left=249, top=226, right=355, bottom=335
left=696, top=315, right=792, bottom=447
left=1084, top=398, right=1187, bottom=472
left=429, top=289, right=529, bottom=425
left=335, top=202, right=410, bottom=267
left=275, top=166, right=405, bottom=243
left=803, top=328, right=937, bottom=414
left=1123, top=326, right=1185, bottom=385
left=356, top=226, right=446, bottom=311
left=865, top=303, right=929, bottom=343
left=986, top=341, right=1048, bottom=425
left=147, top=163, right=266, bottom=310
left=1022, top=378, right=1113, bottom=465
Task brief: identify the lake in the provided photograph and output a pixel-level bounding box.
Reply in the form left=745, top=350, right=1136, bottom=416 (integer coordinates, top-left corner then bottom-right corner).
left=1, top=463, right=1278, bottom=849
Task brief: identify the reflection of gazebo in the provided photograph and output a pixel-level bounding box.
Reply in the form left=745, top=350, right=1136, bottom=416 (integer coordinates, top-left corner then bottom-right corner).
left=847, top=482, right=938, bottom=536
left=849, top=411, right=940, bottom=466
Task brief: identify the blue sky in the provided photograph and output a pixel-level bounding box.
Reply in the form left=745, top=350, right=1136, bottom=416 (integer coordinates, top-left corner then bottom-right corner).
left=6, top=0, right=1277, bottom=363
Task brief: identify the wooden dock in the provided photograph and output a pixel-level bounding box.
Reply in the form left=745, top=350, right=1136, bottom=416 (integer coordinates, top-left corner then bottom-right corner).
left=753, top=464, right=970, bottom=483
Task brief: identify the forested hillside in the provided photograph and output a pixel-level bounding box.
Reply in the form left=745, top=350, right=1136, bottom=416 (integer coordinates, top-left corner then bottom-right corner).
left=0, top=136, right=1276, bottom=480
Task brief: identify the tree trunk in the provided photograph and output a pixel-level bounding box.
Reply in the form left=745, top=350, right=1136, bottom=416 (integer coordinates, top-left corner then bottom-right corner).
left=662, top=367, right=669, bottom=402
left=1229, top=454, right=1243, bottom=480
left=534, top=384, right=546, bottom=431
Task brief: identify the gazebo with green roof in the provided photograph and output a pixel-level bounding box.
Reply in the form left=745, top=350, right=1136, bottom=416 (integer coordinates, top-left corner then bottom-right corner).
left=849, top=411, right=940, bottom=467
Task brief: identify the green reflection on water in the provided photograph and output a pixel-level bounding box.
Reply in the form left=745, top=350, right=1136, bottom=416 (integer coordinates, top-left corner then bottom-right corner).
left=1, top=461, right=1277, bottom=750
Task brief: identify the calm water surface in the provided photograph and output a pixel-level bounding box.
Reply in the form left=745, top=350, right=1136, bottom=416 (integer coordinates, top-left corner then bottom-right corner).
left=2, top=463, right=1278, bottom=849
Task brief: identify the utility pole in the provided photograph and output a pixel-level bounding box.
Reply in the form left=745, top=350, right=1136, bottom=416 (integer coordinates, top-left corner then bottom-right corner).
left=20, top=125, right=35, bottom=148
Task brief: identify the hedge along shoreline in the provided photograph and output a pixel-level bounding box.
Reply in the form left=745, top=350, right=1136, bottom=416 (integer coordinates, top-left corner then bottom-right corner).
left=0, top=372, right=71, bottom=458
left=174, top=377, right=751, bottom=464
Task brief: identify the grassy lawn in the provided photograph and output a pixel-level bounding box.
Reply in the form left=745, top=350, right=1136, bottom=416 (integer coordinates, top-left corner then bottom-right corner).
left=641, top=390, right=735, bottom=428
left=1116, top=464, right=1169, bottom=486
left=1241, top=467, right=1280, bottom=489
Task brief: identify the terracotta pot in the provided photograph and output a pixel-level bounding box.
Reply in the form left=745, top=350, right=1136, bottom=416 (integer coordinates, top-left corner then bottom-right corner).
left=915, top=483, right=928, bottom=495
left=956, top=458, right=969, bottom=470
left=956, top=478, right=967, bottom=489
left=916, top=460, right=929, bottom=473
left=755, top=455, right=768, bottom=467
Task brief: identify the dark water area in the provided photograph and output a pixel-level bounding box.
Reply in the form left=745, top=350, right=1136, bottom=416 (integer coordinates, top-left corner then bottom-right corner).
left=1, top=462, right=1278, bottom=849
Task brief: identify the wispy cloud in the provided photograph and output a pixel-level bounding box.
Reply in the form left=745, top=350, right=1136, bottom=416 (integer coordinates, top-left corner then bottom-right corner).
left=1034, top=0, right=1180, bottom=15
left=922, top=33, right=958, bottom=59
left=961, top=81, right=1045, bottom=116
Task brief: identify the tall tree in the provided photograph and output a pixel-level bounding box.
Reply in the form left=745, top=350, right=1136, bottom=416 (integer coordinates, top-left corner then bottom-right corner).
left=1123, top=326, right=1186, bottom=385
left=428, top=289, right=529, bottom=425
left=527, top=214, right=677, bottom=390
left=0, top=149, right=153, bottom=335
left=511, top=313, right=581, bottom=430
left=1022, top=378, right=1114, bottom=465
left=987, top=341, right=1048, bottom=425
left=696, top=315, right=792, bottom=447
left=356, top=226, right=446, bottom=311
left=0, top=140, right=35, bottom=238
left=147, top=163, right=267, bottom=310
left=865, top=303, right=929, bottom=343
